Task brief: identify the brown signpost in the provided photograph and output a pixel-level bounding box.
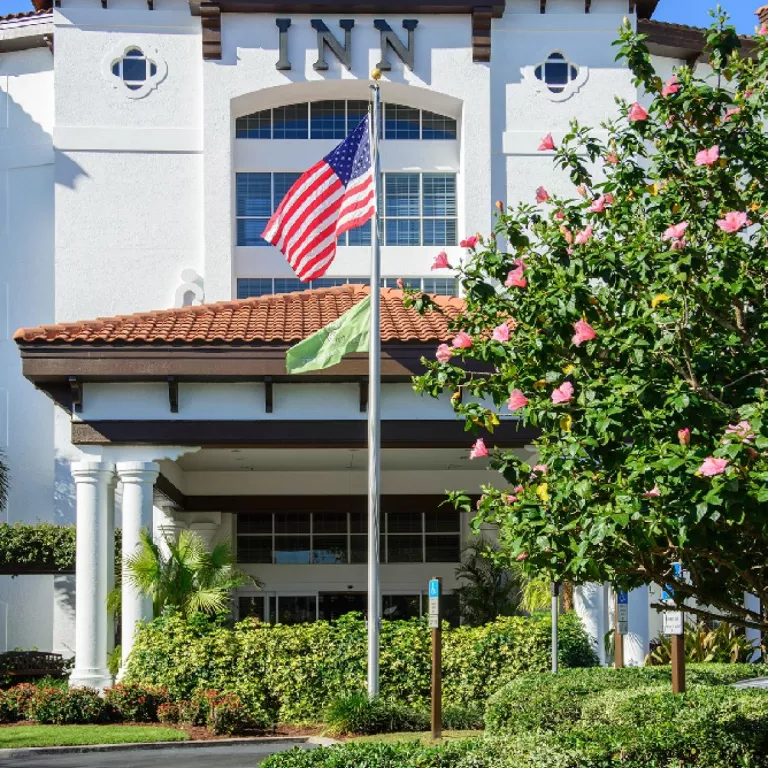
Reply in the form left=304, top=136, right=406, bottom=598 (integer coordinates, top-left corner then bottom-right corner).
left=615, top=590, right=628, bottom=669
left=671, top=633, right=686, bottom=694
left=428, top=576, right=442, bottom=740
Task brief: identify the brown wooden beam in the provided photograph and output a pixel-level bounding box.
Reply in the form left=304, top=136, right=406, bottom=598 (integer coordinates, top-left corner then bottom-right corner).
left=72, top=419, right=539, bottom=448
left=190, top=0, right=504, bottom=17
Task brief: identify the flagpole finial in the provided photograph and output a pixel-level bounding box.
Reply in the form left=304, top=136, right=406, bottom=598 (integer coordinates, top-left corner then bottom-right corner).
left=371, top=68, right=382, bottom=81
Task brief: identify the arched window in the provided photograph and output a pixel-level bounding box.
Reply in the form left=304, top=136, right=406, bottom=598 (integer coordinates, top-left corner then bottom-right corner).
left=534, top=52, right=579, bottom=95
left=235, top=100, right=457, bottom=140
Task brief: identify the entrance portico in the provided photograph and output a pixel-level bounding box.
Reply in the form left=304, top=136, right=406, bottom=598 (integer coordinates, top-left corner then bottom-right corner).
left=15, top=284, right=537, bottom=685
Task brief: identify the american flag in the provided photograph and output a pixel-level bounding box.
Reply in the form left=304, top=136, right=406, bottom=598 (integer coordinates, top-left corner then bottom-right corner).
left=262, top=115, right=375, bottom=282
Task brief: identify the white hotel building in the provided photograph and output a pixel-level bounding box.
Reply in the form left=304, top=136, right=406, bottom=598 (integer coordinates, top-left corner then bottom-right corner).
left=0, top=0, right=758, bottom=688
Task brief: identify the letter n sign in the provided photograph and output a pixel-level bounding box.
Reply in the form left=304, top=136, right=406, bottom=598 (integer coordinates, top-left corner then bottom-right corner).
left=312, top=19, right=354, bottom=71
left=374, top=20, right=418, bottom=71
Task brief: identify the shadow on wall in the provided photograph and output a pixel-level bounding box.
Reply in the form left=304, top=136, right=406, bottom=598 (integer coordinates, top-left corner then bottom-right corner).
left=54, top=456, right=76, bottom=525
left=55, top=151, right=89, bottom=191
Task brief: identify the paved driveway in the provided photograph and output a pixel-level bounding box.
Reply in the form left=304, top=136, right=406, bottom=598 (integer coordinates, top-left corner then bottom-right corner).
left=1, top=741, right=314, bottom=768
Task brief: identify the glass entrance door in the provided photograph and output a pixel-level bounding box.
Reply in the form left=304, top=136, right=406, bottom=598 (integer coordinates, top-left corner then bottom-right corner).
left=319, top=592, right=367, bottom=621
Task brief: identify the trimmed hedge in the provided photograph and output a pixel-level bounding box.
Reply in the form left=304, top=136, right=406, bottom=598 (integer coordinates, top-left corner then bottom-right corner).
left=262, top=683, right=768, bottom=768
left=0, top=523, right=121, bottom=573
left=124, top=612, right=597, bottom=723
left=484, top=664, right=765, bottom=734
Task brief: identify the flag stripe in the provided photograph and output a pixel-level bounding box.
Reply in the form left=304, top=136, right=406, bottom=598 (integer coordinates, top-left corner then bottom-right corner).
left=262, top=115, right=374, bottom=282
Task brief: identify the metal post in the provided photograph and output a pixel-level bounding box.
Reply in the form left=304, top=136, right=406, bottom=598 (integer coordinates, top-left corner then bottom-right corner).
left=551, top=581, right=560, bottom=674
left=614, top=591, right=624, bottom=669
left=366, top=78, right=382, bottom=698
left=430, top=576, right=443, bottom=740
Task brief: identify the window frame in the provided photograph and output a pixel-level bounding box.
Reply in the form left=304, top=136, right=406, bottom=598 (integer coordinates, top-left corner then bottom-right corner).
left=236, top=276, right=457, bottom=299
left=236, top=509, right=461, bottom=565
left=235, top=100, right=457, bottom=142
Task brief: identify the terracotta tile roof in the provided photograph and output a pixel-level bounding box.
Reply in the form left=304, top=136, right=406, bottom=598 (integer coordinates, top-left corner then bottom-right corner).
left=14, top=284, right=463, bottom=346
left=0, top=8, right=51, bottom=22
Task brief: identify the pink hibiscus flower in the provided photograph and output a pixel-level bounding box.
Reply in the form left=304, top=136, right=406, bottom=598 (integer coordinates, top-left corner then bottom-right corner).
left=492, top=323, right=511, bottom=342
left=698, top=457, right=729, bottom=477
left=460, top=235, right=478, bottom=249
left=436, top=344, right=452, bottom=363
left=606, top=152, right=619, bottom=165
left=572, top=319, right=597, bottom=347
left=551, top=381, right=574, bottom=405
left=588, top=195, right=613, bottom=213
left=533, top=464, right=548, bottom=474
left=507, top=389, right=529, bottom=412
left=644, top=486, right=661, bottom=498
left=536, top=187, right=550, bottom=203
left=431, top=251, right=451, bottom=271
left=574, top=225, right=593, bottom=245
left=505, top=258, right=527, bottom=289
left=663, top=221, right=689, bottom=241
left=469, top=438, right=488, bottom=460
left=628, top=102, right=649, bottom=122
left=695, top=146, right=720, bottom=167
left=516, top=552, right=529, bottom=562
left=662, top=75, right=679, bottom=97
left=678, top=428, right=690, bottom=446
left=451, top=331, right=472, bottom=349
left=725, top=107, right=741, bottom=122
left=538, top=133, right=556, bottom=151
left=724, top=420, right=755, bottom=443
left=716, top=211, right=748, bottom=233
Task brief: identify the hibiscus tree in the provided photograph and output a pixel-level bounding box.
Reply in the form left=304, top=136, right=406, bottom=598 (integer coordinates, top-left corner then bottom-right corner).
left=410, top=13, right=768, bottom=631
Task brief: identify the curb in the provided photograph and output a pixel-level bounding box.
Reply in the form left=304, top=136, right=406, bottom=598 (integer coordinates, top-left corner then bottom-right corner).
left=0, top=735, right=314, bottom=760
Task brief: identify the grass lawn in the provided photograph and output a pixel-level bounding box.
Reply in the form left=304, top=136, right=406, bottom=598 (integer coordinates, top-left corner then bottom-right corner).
left=0, top=725, right=189, bottom=749
left=352, top=730, right=482, bottom=745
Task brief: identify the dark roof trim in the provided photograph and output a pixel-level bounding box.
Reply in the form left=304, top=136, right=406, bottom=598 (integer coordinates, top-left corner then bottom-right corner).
left=634, top=0, right=659, bottom=20
left=19, top=343, right=439, bottom=386
left=72, top=418, right=538, bottom=449
left=189, top=0, right=504, bottom=16
left=641, top=18, right=757, bottom=60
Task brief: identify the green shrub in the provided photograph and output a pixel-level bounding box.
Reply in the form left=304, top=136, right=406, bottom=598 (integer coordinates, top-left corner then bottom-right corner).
left=484, top=663, right=764, bottom=734
left=206, top=693, right=252, bottom=735
left=323, top=692, right=429, bottom=736
left=0, top=689, right=20, bottom=723
left=4, top=683, right=38, bottom=718
left=157, top=702, right=179, bottom=724
left=103, top=683, right=169, bottom=722
left=124, top=611, right=596, bottom=723
left=261, top=740, right=478, bottom=768
left=441, top=702, right=484, bottom=731
left=27, top=686, right=109, bottom=725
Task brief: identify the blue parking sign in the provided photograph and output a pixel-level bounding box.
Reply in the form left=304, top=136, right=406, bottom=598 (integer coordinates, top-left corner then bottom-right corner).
left=617, top=590, right=628, bottom=605
left=429, top=579, right=440, bottom=599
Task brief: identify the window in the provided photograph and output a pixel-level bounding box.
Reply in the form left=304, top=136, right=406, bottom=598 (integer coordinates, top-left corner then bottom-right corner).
left=236, top=172, right=456, bottom=248
left=236, top=101, right=456, bottom=141
left=534, top=52, right=579, bottom=95
left=111, top=48, right=157, bottom=91
left=236, top=172, right=301, bottom=246
left=382, top=173, right=457, bottom=246
left=237, top=276, right=457, bottom=299
left=236, top=509, right=461, bottom=565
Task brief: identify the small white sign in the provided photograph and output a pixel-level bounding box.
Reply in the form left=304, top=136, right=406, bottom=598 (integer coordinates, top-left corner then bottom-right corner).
left=617, top=603, right=629, bottom=635
left=429, top=597, right=439, bottom=616
left=662, top=610, right=684, bottom=636
left=428, top=614, right=440, bottom=629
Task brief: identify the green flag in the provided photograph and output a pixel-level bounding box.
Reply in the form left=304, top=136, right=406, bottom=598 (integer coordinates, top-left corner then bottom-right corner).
left=286, top=295, right=371, bottom=374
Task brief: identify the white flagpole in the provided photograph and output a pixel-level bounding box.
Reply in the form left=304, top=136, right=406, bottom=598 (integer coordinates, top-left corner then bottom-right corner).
left=367, top=74, right=382, bottom=698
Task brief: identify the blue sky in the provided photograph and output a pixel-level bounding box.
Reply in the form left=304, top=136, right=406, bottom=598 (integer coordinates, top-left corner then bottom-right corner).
left=0, top=0, right=757, bottom=38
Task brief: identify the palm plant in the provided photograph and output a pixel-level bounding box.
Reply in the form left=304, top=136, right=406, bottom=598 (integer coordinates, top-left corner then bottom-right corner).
left=454, top=538, right=523, bottom=625
left=109, top=529, right=258, bottom=617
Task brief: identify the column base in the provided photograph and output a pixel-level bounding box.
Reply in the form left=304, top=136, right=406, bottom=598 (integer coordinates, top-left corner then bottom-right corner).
left=69, top=668, right=113, bottom=693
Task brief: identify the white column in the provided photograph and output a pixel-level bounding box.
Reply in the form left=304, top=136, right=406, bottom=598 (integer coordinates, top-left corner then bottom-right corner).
left=625, top=586, right=650, bottom=666
left=106, top=475, right=117, bottom=656
left=153, top=505, right=187, bottom=558
left=745, top=592, right=762, bottom=662
left=69, top=461, right=114, bottom=691
left=117, top=461, right=159, bottom=676
left=574, top=582, right=610, bottom=665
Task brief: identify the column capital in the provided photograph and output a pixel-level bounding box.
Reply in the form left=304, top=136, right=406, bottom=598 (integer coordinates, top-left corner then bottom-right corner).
left=71, top=461, right=115, bottom=481
left=116, top=461, right=160, bottom=484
